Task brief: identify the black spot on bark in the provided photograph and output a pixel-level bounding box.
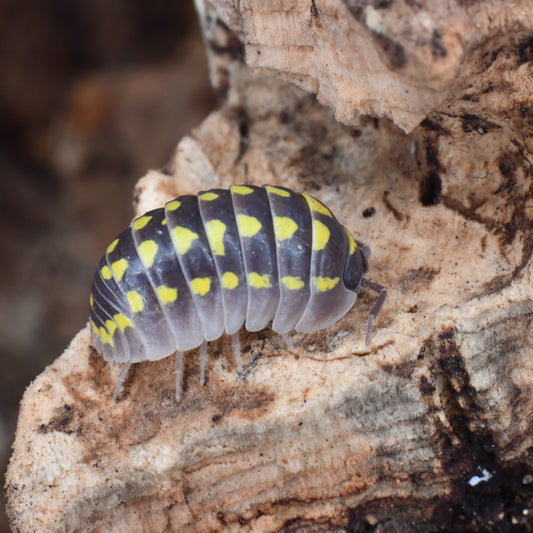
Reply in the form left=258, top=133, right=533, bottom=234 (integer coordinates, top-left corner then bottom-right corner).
left=279, top=110, right=291, bottom=124
left=420, top=172, right=442, bottom=205
left=420, top=119, right=450, bottom=136
left=373, top=34, right=407, bottom=69
left=362, top=206, right=376, bottom=218
left=38, top=404, right=78, bottom=435
left=431, top=30, right=447, bottom=58
left=235, top=108, right=250, bottom=163
left=461, top=114, right=500, bottom=135
left=518, top=35, right=533, bottom=64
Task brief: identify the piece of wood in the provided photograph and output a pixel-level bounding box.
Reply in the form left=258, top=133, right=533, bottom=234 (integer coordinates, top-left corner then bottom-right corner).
left=195, top=0, right=533, bottom=132
left=6, top=1, right=533, bottom=531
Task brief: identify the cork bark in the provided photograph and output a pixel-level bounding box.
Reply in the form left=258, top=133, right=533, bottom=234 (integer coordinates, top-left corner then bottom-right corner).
left=6, top=1, right=533, bottom=531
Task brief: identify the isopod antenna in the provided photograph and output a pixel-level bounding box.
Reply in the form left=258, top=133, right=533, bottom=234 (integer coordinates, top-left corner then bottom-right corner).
left=361, top=278, right=387, bottom=346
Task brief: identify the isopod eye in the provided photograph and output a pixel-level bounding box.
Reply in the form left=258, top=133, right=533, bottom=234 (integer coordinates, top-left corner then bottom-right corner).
left=343, top=244, right=369, bottom=293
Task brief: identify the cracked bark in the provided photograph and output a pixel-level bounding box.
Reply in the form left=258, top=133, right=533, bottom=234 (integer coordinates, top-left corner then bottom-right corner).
left=6, top=1, right=533, bottom=531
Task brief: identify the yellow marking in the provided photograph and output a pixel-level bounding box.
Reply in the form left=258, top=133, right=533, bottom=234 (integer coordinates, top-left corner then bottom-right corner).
left=101, top=265, right=112, bottom=280
left=162, top=219, right=167, bottom=226
left=231, top=185, right=254, bottom=195
left=199, top=192, right=219, bottom=201
left=111, top=258, right=129, bottom=281
left=221, top=271, right=239, bottom=289
left=90, top=294, right=94, bottom=307
left=315, top=276, right=339, bottom=292
left=172, top=226, right=199, bottom=255
left=107, top=238, right=119, bottom=254
left=132, top=215, right=152, bottom=231
left=105, top=319, right=117, bottom=336
left=91, top=320, right=100, bottom=336
left=237, top=214, right=262, bottom=237
left=114, top=313, right=133, bottom=331
left=191, top=277, right=211, bottom=296
left=157, top=285, right=178, bottom=304
left=313, top=220, right=330, bottom=250
left=344, top=227, right=357, bottom=255
left=274, top=216, right=298, bottom=240
left=282, top=276, right=305, bottom=290
left=248, top=272, right=271, bottom=289
left=304, top=194, right=332, bottom=217
left=127, top=291, right=144, bottom=312
left=138, top=240, right=158, bottom=268
left=205, top=219, right=226, bottom=255
left=100, top=327, right=114, bottom=346
left=266, top=185, right=290, bottom=197
left=166, top=199, right=181, bottom=211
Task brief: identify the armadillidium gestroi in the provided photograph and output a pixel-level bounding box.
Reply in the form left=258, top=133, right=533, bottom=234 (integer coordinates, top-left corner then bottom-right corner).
left=89, top=184, right=386, bottom=400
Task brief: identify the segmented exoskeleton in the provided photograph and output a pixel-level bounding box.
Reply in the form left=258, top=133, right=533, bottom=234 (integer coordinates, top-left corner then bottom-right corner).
left=89, top=184, right=386, bottom=399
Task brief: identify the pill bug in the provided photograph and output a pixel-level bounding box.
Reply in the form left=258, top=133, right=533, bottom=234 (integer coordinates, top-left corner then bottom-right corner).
left=89, top=184, right=386, bottom=400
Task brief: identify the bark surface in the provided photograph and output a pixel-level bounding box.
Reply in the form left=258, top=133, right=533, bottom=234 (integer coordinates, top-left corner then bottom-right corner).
left=6, top=1, right=533, bottom=531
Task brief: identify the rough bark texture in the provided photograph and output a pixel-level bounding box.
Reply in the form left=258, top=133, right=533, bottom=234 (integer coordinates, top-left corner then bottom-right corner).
left=195, top=0, right=533, bottom=132
left=6, top=1, right=533, bottom=532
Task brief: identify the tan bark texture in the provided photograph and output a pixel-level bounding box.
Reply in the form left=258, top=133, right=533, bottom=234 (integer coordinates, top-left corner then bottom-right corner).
left=6, top=1, right=533, bottom=531
left=196, top=0, right=533, bottom=132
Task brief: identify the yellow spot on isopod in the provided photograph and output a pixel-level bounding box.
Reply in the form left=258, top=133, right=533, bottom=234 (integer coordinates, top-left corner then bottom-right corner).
left=127, top=291, right=144, bottom=312
left=313, top=220, right=330, bottom=250
left=101, top=265, right=112, bottom=280
left=90, top=293, right=94, bottom=307
left=106, top=319, right=117, bottom=336
left=191, top=277, right=211, bottom=296
left=107, top=238, right=119, bottom=254
left=221, top=271, right=239, bottom=289
left=166, top=199, right=181, bottom=211
left=199, top=192, right=219, bottom=201
left=157, top=285, right=178, bottom=304
left=266, top=185, right=290, bottom=197
left=237, top=214, right=262, bottom=237
left=304, top=194, right=332, bottom=217
left=138, top=239, right=158, bottom=268
left=172, top=226, right=199, bottom=255
left=100, top=327, right=114, bottom=346
left=114, top=313, right=133, bottom=331
left=162, top=219, right=167, bottom=226
left=132, top=215, right=152, bottom=231
left=344, top=227, right=357, bottom=255
left=314, top=276, right=339, bottom=292
left=248, top=272, right=271, bottom=289
left=274, top=216, right=298, bottom=240
left=111, top=258, right=129, bottom=281
left=91, top=320, right=100, bottom=336
left=282, top=276, right=304, bottom=290
left=231, top=185, right=254, bottom=195
left=205, top=219, right=226, bottom=255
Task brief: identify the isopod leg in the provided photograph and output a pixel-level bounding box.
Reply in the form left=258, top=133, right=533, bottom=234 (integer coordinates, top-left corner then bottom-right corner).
left=361, top=278, right=387, bottom=346
left=112, top=363, right=132, bottom=402
left=231, top=332, right=243, bottom=372
left=281, top=333, right=295, bottom=352
left=175, top=351, right=184, bottom=401
left=199, top=340, right=208, bottom=386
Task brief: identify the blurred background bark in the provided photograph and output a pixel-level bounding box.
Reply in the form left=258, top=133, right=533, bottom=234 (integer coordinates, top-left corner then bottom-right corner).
left=0, top=2, right=213, bottom=530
